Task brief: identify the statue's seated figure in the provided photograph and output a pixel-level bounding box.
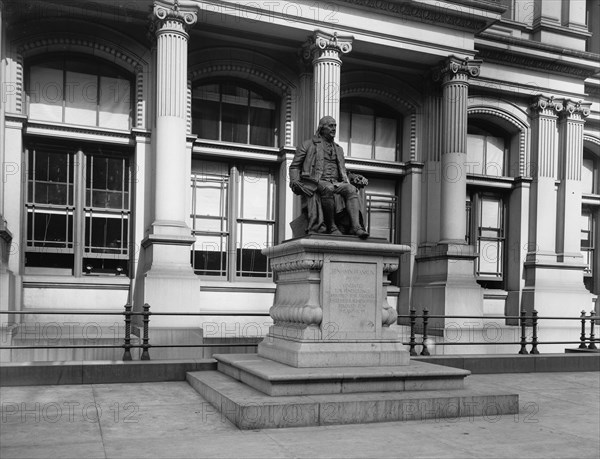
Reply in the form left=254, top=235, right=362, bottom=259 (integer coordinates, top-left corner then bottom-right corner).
left=289, top=116, right=370, bottom=239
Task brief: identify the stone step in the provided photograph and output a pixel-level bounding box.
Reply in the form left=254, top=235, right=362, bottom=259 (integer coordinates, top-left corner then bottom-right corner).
left=186, top=369, right=519, bottom=430
left=214, top=353, right=470, bottom=396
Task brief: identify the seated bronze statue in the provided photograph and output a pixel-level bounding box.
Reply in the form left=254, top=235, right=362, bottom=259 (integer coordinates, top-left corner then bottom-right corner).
left=289, top=116, right=369, bottom=239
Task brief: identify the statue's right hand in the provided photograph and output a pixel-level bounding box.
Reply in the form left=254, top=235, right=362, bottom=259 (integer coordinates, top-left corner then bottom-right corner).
left=290, top=180, right=301, bottom=193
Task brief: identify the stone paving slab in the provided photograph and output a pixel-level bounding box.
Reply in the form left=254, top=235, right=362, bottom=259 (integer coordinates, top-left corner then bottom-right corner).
left=0, top=372, right=598, bottom=459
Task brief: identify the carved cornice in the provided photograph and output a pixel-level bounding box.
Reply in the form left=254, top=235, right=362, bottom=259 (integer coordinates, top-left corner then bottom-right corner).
left=434, top=56, right=482, bottom=84
left=477, top=48, right=599, bottom=79
left=339, top=0, right=492, bottom=31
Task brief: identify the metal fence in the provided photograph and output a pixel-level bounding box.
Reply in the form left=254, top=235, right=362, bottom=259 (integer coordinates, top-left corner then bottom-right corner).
left=0, top=306, right=598, bottom=360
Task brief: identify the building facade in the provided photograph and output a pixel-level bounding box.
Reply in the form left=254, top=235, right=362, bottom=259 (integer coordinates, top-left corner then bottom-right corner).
left=0, top=0, right=599, bottom=360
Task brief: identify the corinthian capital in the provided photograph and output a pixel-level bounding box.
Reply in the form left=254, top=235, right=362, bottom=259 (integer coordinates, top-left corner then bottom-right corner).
left=433, top=56, right=482, bottom=84
left=152, top=0, right=197, bottom=34
left=302, top=30, right=353, bottom=63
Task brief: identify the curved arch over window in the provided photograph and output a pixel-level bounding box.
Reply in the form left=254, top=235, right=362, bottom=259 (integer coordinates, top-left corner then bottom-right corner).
left=26, top=54, right=133, bottom=130
left=338, top=99, right=402, bottom=162
left=192, top=80, right=278, bottom=147
left=467, top=119, right=513, bottom=177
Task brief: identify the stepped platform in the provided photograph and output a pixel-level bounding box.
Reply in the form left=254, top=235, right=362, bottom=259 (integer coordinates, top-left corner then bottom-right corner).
left=187, top=353, right=519, bottom=429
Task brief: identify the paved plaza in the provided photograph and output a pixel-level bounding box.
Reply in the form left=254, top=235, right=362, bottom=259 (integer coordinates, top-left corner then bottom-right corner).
left=0, top=371, right=598, bottom=459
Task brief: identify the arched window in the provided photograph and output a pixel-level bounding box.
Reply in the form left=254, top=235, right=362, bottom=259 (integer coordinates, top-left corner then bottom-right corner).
left=26, top=54, right=132, bottom=130
left=338, top=100, right=401, bottom=162
left=466, top=118, right=516, bottom=285
left=191, top=81, right=278, bottom=147
left=467, top=122, right=509, bottom=177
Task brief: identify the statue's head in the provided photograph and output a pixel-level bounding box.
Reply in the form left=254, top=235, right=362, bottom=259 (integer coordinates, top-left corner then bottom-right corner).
left=316, top=116, right=337, bottom=141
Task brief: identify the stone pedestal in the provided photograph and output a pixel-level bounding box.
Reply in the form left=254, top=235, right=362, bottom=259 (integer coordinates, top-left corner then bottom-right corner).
left=188, top=236, right=518, bottom=429
left=257, top=235, right=409, bottom=367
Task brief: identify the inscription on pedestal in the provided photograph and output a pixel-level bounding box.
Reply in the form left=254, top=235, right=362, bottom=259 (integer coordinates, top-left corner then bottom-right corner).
left=328, top=262, right=377, bottom=337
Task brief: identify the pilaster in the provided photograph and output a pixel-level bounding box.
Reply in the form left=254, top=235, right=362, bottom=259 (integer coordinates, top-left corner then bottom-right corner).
left=522, top=96, right=593, bottom=316
left=303, top=30, right=352, bottom=128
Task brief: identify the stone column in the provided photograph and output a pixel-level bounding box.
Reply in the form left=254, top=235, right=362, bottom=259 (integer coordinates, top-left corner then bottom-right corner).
left=436, top=56, right=481, bottom=244
left=138, top=1, right=202, bottom=355
left=412, top=56, right=483, bottom=329
left=556, top=100, right=590, bottom=260
left=304, top=30, right=352, bottom=127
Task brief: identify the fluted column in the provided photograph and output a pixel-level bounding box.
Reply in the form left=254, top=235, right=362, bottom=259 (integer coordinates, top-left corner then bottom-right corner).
left=528, top=95, right=562, bottom=262
left=151, top=1, right=196, bottom=236
left=435, top=56, right=481, bottom=244
left=556, top=100, right=591, bottom=258
left=303, top=30, right=352, bottom=127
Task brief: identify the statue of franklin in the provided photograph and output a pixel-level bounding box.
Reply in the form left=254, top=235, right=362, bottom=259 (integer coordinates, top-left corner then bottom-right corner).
left=289, top=116, right=369, bottom=239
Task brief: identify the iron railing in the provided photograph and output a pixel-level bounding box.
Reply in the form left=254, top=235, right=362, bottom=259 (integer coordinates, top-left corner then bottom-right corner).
left=0, top=306, right=597, bottom=360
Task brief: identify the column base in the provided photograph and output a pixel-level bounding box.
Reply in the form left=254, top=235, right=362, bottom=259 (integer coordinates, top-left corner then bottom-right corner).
left=412, top=243, right=483, bottom=328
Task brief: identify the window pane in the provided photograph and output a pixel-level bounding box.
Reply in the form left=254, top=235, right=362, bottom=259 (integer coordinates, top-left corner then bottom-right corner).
left=582, top=157, right=594, bottom=194
left=467, top=134, right=484, bottom=175
left=99, top=76, right=130, bottom=129
left=375, top=116, right=396, bottom=161
left=249, top=106, right=273, bottom=146
left=478, top=240, right=502, bottom=276
left=30, top=150, right=73, bottom=206
left=239, top=168, right=273, bottom=220
left=87, top=156, right=128, bottom=209
left=480, top=197, right=501, bottom=229
left=338, top=110, right=350, bottom=154
left=27, top=209, right=73, bottom=248
left=64, top=71, right=98, bottom=126
left=192, top=234, right=228, bottom=276
left=351, top=113, right=374, bottom=158
left=485, top=136, right=505, bottom=176
left=85, top=213, right=128, bottom=255
left=222, top=102, right=247, bottom=143
left=29, top=65, right=64, bottom=122
left=237, top=222, right=272, bottom=277
left=365, top=178, right=397, bottom=242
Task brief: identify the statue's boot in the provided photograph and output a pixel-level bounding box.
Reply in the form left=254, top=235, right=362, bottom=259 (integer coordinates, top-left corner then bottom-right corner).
left=346, top=196, right=369, bottom=239
left=321, top=197, right=342, bottom=235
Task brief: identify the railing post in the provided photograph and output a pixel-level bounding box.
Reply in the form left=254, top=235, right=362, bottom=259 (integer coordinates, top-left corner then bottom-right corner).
left=579, top=310, right=588, bottom=349
left=530, top=309, right=539, bottom=354
left=409, top=308, right=417, bottom=356
left=588, top=310, right=597, bottom=350
left=122, top=302, right=132, bottom=361
left=420, top=308, right=430, bottom=356
left=140, top=303, right=151, bottom=360
left=519, top=309, right=529, bottom=354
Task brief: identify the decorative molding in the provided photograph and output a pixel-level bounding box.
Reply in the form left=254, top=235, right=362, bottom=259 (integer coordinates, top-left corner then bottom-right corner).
left=477, top=48, right=598, bottom=79
left=559, top=99, right=592, bottom=121
left=468, top=106, right=529, bottom=176
left=530, top=95, right=563, bottom=116
left=583, top=134, right=600, bottom=146
left=339, top=0, right=490, bottom=32
left=270, top=259, right=324, bottom=273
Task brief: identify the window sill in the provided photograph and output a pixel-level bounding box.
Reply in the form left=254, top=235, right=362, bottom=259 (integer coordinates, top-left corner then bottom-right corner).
left=22, top=274, right=130, bottom=289
left=200, top=280, right=276, bottom=293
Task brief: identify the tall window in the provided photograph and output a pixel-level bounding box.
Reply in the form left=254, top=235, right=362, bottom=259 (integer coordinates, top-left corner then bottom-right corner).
left=582, top=149, right=599, bottom=293
left=192, top=82, right=278, bottom=147
left=338, top=101, right=401, bottom=162
left=364, top=177, right=398, bottom=242
left=25, top=142, right=131, bottom=275
left=190, top=160, right=276, bottom=280
left=466, top=192, right=506, bottom=281
left=27, top=55, right=132, bottom=130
